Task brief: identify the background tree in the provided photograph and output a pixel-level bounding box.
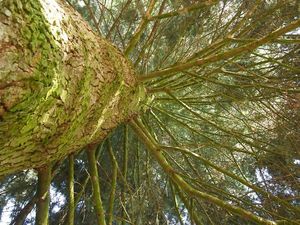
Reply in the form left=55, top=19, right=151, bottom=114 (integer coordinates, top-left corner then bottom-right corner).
left=0, top=0, right=299, bottom=224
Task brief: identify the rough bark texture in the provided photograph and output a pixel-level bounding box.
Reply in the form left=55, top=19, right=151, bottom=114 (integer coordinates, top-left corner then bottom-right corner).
left=0, top=0, right=145, bottom=178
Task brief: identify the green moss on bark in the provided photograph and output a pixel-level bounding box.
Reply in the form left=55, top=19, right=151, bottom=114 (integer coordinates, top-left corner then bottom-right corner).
left=0, top=0, right=145, bottom=178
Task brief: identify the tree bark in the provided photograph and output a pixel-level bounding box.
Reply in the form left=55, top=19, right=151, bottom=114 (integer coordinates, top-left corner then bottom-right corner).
left=10, top=194, right=37, bottom=225
left=36, top=165, right=52, bottom=225
left=67, top=154, right=75, bottom=225
left=86, top=145, right=106, bottom=225
left=0, top=0, right=144, bottom=178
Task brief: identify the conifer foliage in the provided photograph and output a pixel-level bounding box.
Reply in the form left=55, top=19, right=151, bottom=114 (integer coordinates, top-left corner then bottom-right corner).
left=0, top=0, right=299, bottom=224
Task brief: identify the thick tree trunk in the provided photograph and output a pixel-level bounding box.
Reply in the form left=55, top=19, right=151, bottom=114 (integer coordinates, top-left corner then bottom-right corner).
left=0, top=0, right=144, bottom=178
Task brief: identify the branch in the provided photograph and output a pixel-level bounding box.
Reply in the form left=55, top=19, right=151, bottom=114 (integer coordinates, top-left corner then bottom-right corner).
left=36, top=165, right=52, bottom=225
left=130, top=117, right=278, bottom=225
left=10, top=195, right=37, bottom=225
left=148, top=0, right=217, bottom=21
left=106, top=0, right=133, bottom=39
left=229, top=38, right=300, bottom=44
left=121, top=126, right=128, bottom=225
left=11, top=162, right=63, bottom=225
left=86, top=145, right=107, bottom=225
left=162, top=145, right=299, bottom=214
left=83, top=0, right=102, bottom=35
left=173, top=183, right=204, bottom=225
left=134, top=0, right=168, bottom=67
left=67, top=154, right=75, bottom=225
left=169, top=181, right=186, bottom=225
left=139, top=19, right=300, bottom=82
left=107, top=140, right=118, bottom=225
left=124, top=0, right=156, bottom=56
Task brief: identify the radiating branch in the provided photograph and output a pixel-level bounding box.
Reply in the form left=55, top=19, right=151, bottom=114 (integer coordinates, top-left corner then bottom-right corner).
left=139, top=19, right=300, bottom=82
left=130, top=117, right=278, bottom=225
left=124, top=0, right=156, bottom=56
left=148, top=1, right=217, bottom=21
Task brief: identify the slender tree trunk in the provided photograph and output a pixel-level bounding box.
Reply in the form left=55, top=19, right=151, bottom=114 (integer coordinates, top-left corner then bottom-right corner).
left=36, top=165, right=52, bottom=225
left=0, top=0, right=145, bottom=178
left=67, top=154, right=75, bottom=225
left=107, top=140, right=118, bottom=225
left=10, top=195, right=38, bottom=225
left=87, top=145, right=106, bottom=225
left=121, top=126, right=128, bottom=225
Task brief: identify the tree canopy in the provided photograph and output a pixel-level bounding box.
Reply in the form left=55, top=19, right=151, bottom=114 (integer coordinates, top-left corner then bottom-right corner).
left=0, top=0, right=299, bottom=224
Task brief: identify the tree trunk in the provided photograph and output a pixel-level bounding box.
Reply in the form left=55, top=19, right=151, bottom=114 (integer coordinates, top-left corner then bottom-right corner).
left=0, top=0, right=144, bottom=178
left=86, top=145, right=106, bottom=225
left=36, top=165, right=52, bottom=225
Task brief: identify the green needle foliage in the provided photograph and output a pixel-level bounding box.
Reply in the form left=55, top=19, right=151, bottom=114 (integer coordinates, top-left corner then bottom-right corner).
left=1, top=0, right=299, bottom=224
